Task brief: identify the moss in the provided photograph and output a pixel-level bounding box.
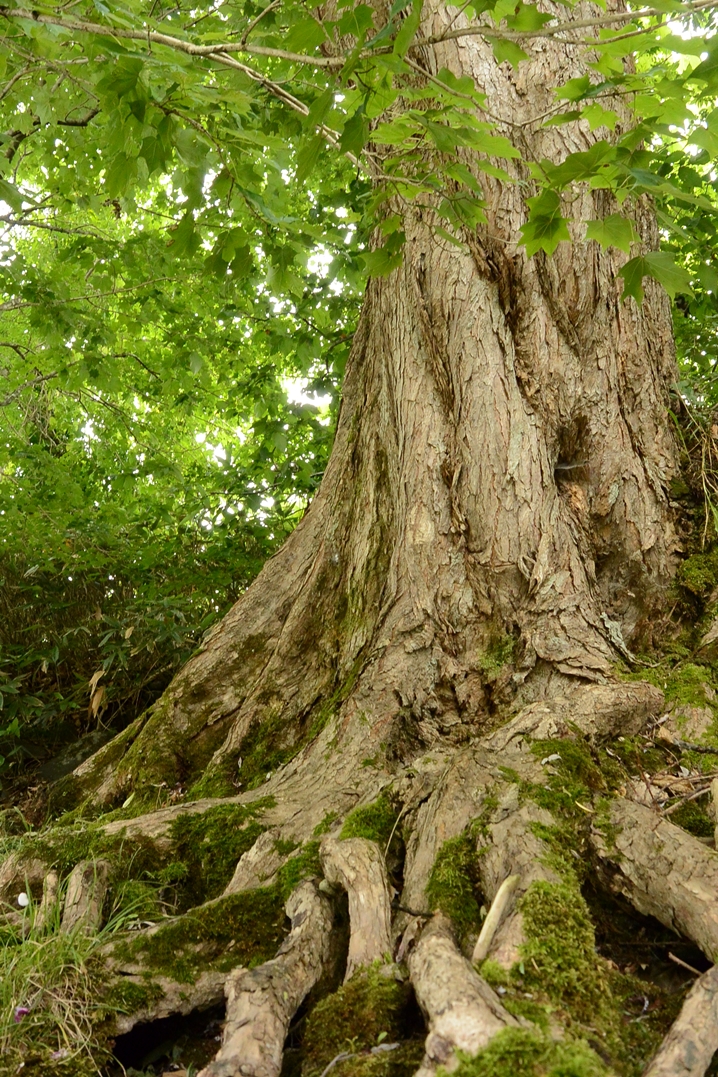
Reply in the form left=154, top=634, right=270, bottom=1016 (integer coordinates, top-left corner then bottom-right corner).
left=677, top=549, right=718, bottom=598
left=340, top=795, right=398, bottom=848
left=451, top=1028, right=608, bottom=1077
left=477, top=633, right=516, bottom=681
left=98, top=976, right=164, bottom=1018
left=169, top=800, right=271, bottom=906
left=425, top=830, right=482, bottom=942
left=313, top=812, right=338, bottom=836
left=518, top=881, right=610, bottom=1024
left=302, top=966, right=419, bottom=1077
left=277, top=840, right=322, bottom=900
left=114, top=886, right=286, bottom=984
left=668, top=797, right=715, bottom=837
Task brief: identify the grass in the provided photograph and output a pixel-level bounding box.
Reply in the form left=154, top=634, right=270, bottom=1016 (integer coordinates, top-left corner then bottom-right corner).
left=0, top=887, right=145, bottom=1076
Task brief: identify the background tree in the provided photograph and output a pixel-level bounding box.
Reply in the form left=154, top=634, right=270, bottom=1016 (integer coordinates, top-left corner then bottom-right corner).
left=2, top=1, right=718, bottom=1076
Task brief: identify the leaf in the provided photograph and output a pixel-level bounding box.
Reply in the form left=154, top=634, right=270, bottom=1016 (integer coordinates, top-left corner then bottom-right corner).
left=586, top=215, right=637, bottom=254
left=339, top=108, right=369, bottom=157
left=296, top=134, right=324, bottom=183
left=97, top=57, right=144, bottom=98
left=555, top=75, right=592, bottom=102
left=491, top=38, right=528, bottom=68
left=506, top=2, right=553, bottom=31
left=619, top=252, right=693, bottom=304
left=393, top=0, right=422, bottom=57
left=519, top=189, right=570, bottom=257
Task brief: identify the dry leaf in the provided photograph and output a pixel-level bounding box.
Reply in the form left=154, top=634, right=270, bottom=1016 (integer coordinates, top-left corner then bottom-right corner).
left=88, top=669, right=105, bottom=695
left=89, top=685, right=106, bottom=719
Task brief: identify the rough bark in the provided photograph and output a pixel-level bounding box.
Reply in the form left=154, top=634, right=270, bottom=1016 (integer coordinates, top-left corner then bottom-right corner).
left=643, top=964, right=718, bottom=1077
left=408, top=913, right=521, bottom=1076
left=198, top=880, right=334, bottom=1077
left=320, top=836, right=393, bottom=980
left=593, top=798, right=718, bottom=960
left=61, top=859, right=110, bottom=934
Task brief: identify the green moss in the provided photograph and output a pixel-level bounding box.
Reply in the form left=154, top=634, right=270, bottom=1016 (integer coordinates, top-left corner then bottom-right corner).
left=313, top=812, right=338, bottom=836
left=340, top=795, right=398, bottom=847
left=277, top=841, right=322, bottom=900
left=518, top=881, right=610, bottom=1024
left=114, top=886, right=286, bottom=984
left=302, top=966, right=420, bottom=1077
left=425, top=830, right=482, bottom=942
left=169, top=800, right=271, bottom=906
left=668, top=797, right=715, bottom=837
left=451, top=1028, right=608, bottom=1077
left=478, top=634, right=516, bottom=680
left=98, top=976, right=163, bottom=1018
left=677, top=549, right=718, bottom=598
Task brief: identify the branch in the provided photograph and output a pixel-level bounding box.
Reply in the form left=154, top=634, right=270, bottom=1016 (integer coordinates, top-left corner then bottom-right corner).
left=0, top=276, right=182, bottom=312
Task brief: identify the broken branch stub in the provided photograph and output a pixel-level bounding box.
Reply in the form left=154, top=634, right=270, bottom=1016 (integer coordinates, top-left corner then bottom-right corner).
left=643, top=963, right=718, bottom=1077
left=320, top=835, right=392, bottom=980
left=198, top=879, right=334, bottom=1077
left=593, top=799, right=718, bottom=960
left=408, top=913, right=520, bottom=1077
left=61, top=859, right=110, bottom=934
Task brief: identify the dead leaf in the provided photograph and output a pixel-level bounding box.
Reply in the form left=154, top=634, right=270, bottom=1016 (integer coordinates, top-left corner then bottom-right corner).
left=89, top=685, right=106, bottom=719
left=88, top=669, right=105, bottom=695
left=124, top=625, right=134, bottom=639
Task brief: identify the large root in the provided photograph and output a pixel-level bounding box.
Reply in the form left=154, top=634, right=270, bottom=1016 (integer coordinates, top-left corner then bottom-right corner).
left=407, top=913, right=520, bottom=1076
left=593, top=797, right=718, bottom=960
left=198, top=879, right=334, bottom=1077
left=320, top=835, right=393, bottom=979
left=643, top=964, right=718, bottom=1077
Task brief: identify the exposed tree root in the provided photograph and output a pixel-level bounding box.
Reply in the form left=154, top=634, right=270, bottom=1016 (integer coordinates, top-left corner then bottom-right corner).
left=61, top=858, right=110, bottom=933
left=197, top=879, right=334, bottom=1077
left=593, top=798, right=718, bottom=959
left=114, top=970, right=229, bottom=1036
left=320, top=836, right=393, bottom=979
left=407, top=913, right=520, bottom=1076
left=643, top=964, right=718, bottom=1077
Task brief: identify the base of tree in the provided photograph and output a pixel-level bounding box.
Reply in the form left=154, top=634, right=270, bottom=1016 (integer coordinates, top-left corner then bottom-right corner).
left=4, top=678, right=718, bottom=1077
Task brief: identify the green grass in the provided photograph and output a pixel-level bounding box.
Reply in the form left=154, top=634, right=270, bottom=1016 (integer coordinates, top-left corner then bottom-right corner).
left=0, top=891, right=141, bottom=1075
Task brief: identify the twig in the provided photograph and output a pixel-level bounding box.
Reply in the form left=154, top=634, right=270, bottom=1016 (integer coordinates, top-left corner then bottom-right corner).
left=668, top=951, right=703, bottom=976
left=664, top=786, right=711, bottom=815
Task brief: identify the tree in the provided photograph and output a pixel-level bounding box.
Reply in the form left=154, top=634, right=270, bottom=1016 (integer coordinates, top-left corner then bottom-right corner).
left=2, top=1, right=718, bottom=1075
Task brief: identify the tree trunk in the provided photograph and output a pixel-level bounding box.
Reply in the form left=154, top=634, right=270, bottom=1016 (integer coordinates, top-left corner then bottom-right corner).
left=18, top=5, right=707, bottom=1077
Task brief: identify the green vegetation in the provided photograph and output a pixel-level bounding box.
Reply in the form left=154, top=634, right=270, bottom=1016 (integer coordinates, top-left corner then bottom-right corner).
left=452, top=1028, right=608, bottom=1077
left=425, top=830, right=483, bottom=943
left=112, top=886, right=286, bottom=984
left=302, top=966, right=422, bottom=1077
left=340, top=795, right=398, bottom=848
left=0, top=898, right=139, bottom=1076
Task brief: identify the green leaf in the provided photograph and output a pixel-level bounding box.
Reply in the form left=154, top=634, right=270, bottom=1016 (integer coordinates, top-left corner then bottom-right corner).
left=506, top=2, right=553, bottom=31
left=339, top=108, right=369, bottom=157
left=296, top=134, right=324, bottom=183
left=520, top=189, right=570, bottom=257
left=491, top=38, right=529, bottom=68
left=586, top=215, right=637, bottom=254
left=619, top=252, right=693, bottom=304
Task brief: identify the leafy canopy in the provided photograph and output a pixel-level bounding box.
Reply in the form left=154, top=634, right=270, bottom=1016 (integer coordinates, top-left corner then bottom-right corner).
left=0, top=0, right=717, bottom=765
